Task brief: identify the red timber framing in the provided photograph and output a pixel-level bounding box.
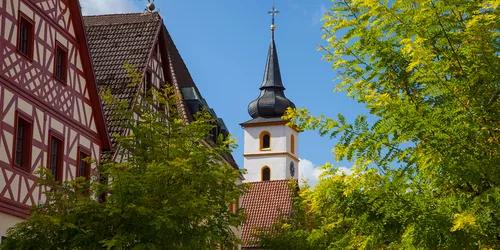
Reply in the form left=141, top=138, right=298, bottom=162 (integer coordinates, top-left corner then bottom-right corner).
left=0, top=0, right=110, bottom=224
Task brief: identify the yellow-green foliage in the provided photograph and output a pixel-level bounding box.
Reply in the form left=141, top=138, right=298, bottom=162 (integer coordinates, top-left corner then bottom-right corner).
left=1, top=67, right=247, bottom=249
left=257, top=0, right=500, bottom=249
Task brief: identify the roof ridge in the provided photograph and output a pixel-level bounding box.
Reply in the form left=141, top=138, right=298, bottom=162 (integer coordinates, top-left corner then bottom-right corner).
left=83, top=12, right=146, bottom=18
left=83, top=12, right=162, bottom=26
left=163, top=28, right=197, bottom=88
left=248, top=179, right=290, bottom=184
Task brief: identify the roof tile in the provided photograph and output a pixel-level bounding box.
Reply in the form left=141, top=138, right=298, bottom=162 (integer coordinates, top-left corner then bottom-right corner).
left=84, top=13, right=161, bottom=160
left=241, top=180, right=293, bottom=247
left=83, top=13, right=238, bottom=168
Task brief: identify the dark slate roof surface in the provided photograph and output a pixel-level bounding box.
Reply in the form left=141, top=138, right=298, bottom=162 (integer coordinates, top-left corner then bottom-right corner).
left=241, top=180, right=293, bottom=248
left=161, top=26, right=195, bottom=122
left=240, top=116, right=286, bottom=126
left=260, top=39, right=284, bottom=89
left=161, top=26, right=239, bottom=168
left=247, top=38, right=295, bottom=119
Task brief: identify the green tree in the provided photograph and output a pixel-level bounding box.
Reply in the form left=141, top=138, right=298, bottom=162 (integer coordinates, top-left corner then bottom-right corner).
left=252, top=181, right=317, bottom=250
left=258, top=0, right=500, bottom=249
left=2, top=70, right=246, bottom=249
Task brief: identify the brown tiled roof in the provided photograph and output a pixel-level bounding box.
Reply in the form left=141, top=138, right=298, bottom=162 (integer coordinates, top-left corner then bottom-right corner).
left=84, top=13, right=162, bottom=160
left=83, top=13, right=238, bottom=168
left=241, top=180, right=293, bottom=248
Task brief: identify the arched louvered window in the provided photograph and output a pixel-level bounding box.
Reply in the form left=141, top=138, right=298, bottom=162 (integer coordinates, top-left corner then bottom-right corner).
left=260, top=131, right=271, bottom=150
left=290, top=134, right=295, bottom=154
left=262, top=167, right=271, bottom=181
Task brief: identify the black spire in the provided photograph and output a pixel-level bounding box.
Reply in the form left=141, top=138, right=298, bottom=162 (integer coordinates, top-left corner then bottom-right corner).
left=247, top=3, right=295, bottom=119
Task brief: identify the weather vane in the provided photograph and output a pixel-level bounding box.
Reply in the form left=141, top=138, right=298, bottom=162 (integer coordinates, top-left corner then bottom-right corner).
left=268, top=0, right=279, bottom=35
left=143, top=0, right=161, bottom=14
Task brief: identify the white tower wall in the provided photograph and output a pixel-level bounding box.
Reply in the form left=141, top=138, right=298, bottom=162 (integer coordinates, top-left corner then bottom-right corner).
left=243, top=124, right=299, bottom=182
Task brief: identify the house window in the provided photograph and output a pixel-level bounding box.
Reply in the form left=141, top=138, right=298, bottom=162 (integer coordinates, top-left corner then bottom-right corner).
left=78, top=151, right=90, bottom=179
left=261, top=166, right=271, bottom=181
left=260, top=131, right=271, bottom=150
left=290, top=134, right=295, bottom=154
left=49, top=136, right=63, bottom=182
left=14, top=115, right=32, bottom=171
left=54, top=45, right=67, bottom=82
left=18, top=14, right=34, bottom=58
left=145, top=71, right=152, bottom=95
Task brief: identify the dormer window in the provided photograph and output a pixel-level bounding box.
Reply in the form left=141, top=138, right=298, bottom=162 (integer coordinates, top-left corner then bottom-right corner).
left=260, top=131, right=271, bottom=150
left=210, top=125, right=219, bottom=143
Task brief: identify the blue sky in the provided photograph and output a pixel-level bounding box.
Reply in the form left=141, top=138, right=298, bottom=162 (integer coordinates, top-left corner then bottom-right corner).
left=81, top=0, right=370, bottom=185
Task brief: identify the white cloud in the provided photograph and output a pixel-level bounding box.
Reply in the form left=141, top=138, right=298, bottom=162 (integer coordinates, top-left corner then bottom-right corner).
left=337, top=166, right=351, bottom=176
left=299, top=158, right=351, bottom=188
left=299, top=159, right=325, bottom=187
left=80, top=0, right=140, bottom=15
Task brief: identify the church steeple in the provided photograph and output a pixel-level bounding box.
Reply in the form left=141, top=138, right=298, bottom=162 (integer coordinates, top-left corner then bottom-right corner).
left=247, top=3, right=295, bottom=119
left=241, top=2, right=300, bottom=183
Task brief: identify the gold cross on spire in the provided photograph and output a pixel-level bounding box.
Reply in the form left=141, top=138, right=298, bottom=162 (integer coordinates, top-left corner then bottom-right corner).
left=268, top=0, right=280, bottom=34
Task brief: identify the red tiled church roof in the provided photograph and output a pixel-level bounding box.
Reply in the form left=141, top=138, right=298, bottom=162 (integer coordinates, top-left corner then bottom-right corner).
left=241, top=180, right=293, bottom=248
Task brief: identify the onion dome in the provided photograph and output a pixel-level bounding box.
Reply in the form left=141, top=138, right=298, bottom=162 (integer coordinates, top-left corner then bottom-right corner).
left=248, top=31, right=295, bottom=119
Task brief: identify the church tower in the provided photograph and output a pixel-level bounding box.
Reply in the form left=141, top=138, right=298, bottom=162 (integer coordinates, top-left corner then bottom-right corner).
left=241, top=5, right=299, bottom=183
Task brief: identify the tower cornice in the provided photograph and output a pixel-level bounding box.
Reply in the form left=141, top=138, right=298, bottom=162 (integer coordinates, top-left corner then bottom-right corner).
left=240, top=119, right=302, bottom=133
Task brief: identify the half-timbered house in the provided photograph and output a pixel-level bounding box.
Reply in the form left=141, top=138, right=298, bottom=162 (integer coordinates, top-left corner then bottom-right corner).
left=0, top=0, right=110, bottom=238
